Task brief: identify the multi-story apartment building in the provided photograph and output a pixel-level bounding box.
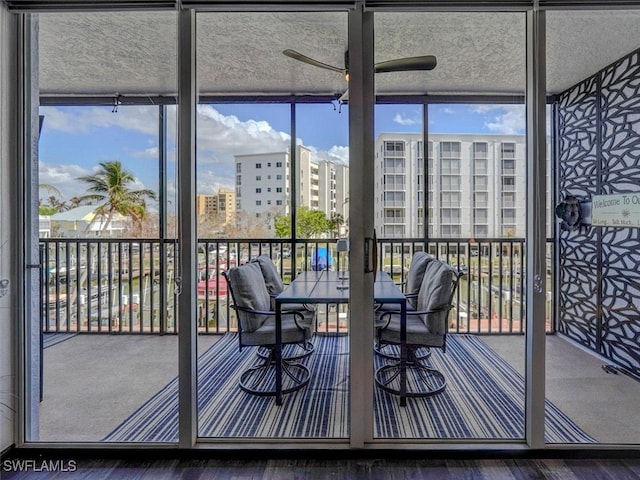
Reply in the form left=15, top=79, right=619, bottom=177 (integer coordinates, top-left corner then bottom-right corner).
left=235, top=145, right=349, bottom=233
left=374, top=133, right=528, bottom=239
left=196, top=188, right=236, bottom=226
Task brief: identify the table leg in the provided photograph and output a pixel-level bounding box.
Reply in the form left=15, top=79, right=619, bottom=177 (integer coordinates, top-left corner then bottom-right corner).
left=275, top=301, right=283, bottom=405
left=400, top=299, right=407, bottom=407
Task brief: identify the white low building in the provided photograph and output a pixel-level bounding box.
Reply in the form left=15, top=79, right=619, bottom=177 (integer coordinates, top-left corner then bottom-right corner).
left=49, top=205, right=127, bottom=238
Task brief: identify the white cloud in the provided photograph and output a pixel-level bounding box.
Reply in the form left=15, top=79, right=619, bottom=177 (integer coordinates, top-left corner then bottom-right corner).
left=39, top=162, right=93, bottom=201
left=441, top=107, right=455, bottom=115
left=469, top=105, right=525, bottom=134
left=41, top=105, right=159, bottom=136
left=195, top=105, right=291, bottom=165
left=393, top=113, right=421, bottom=126
left=470, top=105, right=498, bottom=114
left=133, top=147, right=159, bottom=158
left=307, top=144, right=349, bottom=166
left=484, top=105, right=525, bottom=134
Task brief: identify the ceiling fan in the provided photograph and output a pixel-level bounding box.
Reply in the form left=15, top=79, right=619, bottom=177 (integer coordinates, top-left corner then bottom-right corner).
left=283, top=49, right=437, bottom=103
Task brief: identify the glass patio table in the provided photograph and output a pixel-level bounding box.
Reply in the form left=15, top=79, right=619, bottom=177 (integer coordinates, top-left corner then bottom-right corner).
left=274, top=270, right=407, bottom=405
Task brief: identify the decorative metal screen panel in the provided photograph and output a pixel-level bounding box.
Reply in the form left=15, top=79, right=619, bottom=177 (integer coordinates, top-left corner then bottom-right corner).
left=557, top=48, right=640, bottom=379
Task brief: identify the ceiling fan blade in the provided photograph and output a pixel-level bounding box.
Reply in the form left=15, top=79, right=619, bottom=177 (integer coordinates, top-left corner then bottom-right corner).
left=283, top=49, right=346, bottom=75
left=375, top=55, right=437, bottom=74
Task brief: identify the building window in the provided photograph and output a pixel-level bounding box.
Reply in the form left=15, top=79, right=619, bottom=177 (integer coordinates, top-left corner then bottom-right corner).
left=502, top=176, right=516, bottom=191
left=474, top=225, right=488, bottom=237
left=441, top=158, right=460, bottom=174
left=384, top=140, right=405, bottom=156
left=474, top=192, right=488, bottom=207
left=441, top=225, right=461, bottom=236
left=276, top=161, right=282, bottom=167
left=276, top=174, right=282, bottom=180
left=256, top=188, right=261, bottom=193
left=502, top=159, right=515, bottom=174
left=256, top=163, right=262, bottom=169
left=276, top=200, right=282, bottom=206
left=501, top=142, right=516, bottom=159
left=256, top=175, right=261, bottom=181
left=440, top=141, right=461, bottom=158
left=267, top=188, right=271, bottom=192
left=441, top=192, right=461, bottom=207
left=474, top=208, right=489, bottom=223
left=441, top=175, right=461, bottom=191
left=474, top=158, right=488, bottom=175
left=502, top=192, right=516, bottom=207
left=256, top=200, right=262, bottom=206
left=501, top=208, right=517, bottom=223
left=384, top=191, right=405, bottom=205
left=474, top=176, right=488, bottom=190
left=440, top=208, right=461, bottom=223
left=267, top=200, right=271, bottom=205
left=267, top=162, right=271, bottom=167
left=276, top=187, right=282, bottom=193
left=236, top=163, right=241, bottom=173
left=236, top=175, right=241, bottom=185
left=384, top=174, right=405, bottom=189
left=473, top=142, right=488, bottom=158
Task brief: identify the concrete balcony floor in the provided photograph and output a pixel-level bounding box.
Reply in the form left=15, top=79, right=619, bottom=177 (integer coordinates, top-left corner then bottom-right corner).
left=37, top=332, right=640, bottom=444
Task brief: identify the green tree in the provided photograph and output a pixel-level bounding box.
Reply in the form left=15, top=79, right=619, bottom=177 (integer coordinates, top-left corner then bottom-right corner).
left=39, top=205, right=58, bottom=216
left=274, top=207, right=330, bottom=239
left=327, top=213, right=345, bottom=238
left=76, top=161, right=157, bottom=234
left=274, top=213, right=291, bottom=238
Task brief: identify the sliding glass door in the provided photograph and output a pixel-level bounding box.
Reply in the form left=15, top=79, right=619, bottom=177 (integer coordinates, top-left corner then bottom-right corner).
left=369, top=9, right=530, bottom=443
left=194, top=11, right=350, bottom=441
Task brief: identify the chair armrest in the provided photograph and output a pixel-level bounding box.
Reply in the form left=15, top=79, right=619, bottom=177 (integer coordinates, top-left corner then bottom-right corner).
left=230, top=304, right=308, bottom=332
left=377, top=304, right=452, bottom=330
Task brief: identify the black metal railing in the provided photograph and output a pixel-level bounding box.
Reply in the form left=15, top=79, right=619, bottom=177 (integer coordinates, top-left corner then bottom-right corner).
left=40, top=237, right=554, bottom=335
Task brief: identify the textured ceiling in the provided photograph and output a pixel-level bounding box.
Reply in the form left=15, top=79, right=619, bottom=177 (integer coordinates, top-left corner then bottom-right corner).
left=37, top=9, right=640, bottom=99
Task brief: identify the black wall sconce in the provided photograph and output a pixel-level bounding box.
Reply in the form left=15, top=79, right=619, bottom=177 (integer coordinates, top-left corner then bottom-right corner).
left=555, top=195, right=592, bottom=232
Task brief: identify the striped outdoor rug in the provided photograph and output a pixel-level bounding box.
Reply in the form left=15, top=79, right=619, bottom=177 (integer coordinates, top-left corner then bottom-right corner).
left=104, top=334, right=595, bottom=443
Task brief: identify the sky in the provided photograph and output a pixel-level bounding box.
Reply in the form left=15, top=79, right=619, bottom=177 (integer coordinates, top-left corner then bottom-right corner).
left=38, top=102, right=525, bottom=207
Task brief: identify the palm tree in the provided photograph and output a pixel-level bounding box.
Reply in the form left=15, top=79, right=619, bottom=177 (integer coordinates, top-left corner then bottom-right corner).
left=76, top=161, right=157, bottom=234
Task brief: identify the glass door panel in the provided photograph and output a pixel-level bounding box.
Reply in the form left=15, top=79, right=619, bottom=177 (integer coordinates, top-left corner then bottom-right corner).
left=373, top=10, right=527, bottom=442
left=35, top=11, right=178, bottom=443
left=195, top=11, right=349, bottom=440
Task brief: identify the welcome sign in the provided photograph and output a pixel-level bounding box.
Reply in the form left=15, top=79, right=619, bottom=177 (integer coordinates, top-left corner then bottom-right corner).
left=591, top=193, right=640, bottom=228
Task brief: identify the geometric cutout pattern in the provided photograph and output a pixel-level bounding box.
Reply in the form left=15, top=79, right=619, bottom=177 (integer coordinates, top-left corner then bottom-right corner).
left=556, top=48, right=640, bottom=380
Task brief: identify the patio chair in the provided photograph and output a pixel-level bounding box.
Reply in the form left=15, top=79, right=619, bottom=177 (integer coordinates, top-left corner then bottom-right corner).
left=374, top=259, right=462, bottom=400
left=374, top=251, right=433, bottom=361
left=223, top=262, right=313, bottom=397
left=250, top=254, right=316, bottom=360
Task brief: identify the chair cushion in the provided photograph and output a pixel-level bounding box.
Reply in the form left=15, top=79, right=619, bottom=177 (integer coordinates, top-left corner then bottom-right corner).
left=377, top=259, right=455, bottom=348
left=405, top=252, right=432, bottom=307
left=251, top=254, right=284, bottom=296
left=241, top=312, right=313, bottom=346
left=227, top=262, right=271, bottom=333
left=416, top=260, right=455, bottom=336
left=376, top=252, right=432, bottom=314
left=377, top=312, right=445, bottom=348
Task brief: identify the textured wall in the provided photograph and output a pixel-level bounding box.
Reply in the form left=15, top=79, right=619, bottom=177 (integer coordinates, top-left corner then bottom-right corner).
left=557, top=48, right=640, bottom=378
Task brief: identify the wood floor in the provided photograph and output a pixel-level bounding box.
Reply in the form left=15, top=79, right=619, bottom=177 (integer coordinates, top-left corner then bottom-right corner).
left=2, top=453, right=640, bottom=479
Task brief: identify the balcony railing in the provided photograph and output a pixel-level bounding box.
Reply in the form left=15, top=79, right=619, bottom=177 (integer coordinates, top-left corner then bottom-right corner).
left=40, top=237, right=554, bottom=336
